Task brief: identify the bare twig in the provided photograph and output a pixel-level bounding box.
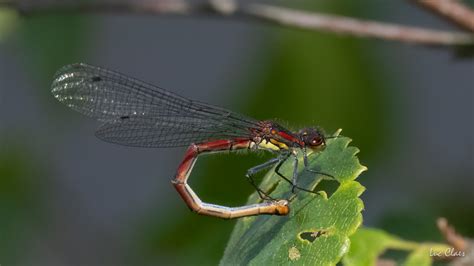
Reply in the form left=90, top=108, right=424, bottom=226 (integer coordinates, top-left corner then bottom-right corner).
left=14, top=0, right=194, bottom=16
left=242, top=3, right=474, bottom=46
left=437, top=217, right=467, bottom=252
left=413, top=0, right=474, bottom=32
left=4, top=0, right=474, bottom=46
left=437, top=218, right=474, bottom=265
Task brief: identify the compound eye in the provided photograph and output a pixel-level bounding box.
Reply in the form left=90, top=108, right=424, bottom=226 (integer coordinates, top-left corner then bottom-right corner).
left=311, top=137, right=323, bottom=146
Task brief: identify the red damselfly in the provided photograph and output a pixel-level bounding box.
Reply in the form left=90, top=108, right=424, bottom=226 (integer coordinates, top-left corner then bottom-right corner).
left=51, top=63, right=333, bottom=219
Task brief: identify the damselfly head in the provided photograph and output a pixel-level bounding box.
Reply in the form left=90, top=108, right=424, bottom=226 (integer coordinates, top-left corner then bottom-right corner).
left=298, top=127, right=325, bottom=150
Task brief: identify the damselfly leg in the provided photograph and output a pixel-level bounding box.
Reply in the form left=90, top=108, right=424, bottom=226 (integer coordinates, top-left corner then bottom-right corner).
left=302, top=148, right=335, bottom=179
left=246, top=152, right=328, bottom=200
left=271, top=149, right=335, bottom=198
left=274, top=153, right=320, bottom=196
left=245, top=157, right=281, bottom=201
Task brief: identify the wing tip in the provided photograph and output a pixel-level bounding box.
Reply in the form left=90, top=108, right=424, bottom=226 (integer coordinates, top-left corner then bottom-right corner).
left=51, top=62, right=96, bottom=100
left=52, top=62, right=91, bottom=80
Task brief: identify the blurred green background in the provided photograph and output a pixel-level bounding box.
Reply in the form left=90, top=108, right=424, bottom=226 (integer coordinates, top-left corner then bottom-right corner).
left=0, top=1, right=472, bottom=265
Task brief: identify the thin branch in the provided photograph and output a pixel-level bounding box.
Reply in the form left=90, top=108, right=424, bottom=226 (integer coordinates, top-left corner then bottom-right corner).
left=14, top=0, right=195, bottom=16
left=241, top=3, right=474, bottom=46
left=413, top=0, right=474, bottom=32
left=437, top=217, right=467, bottom=252
left=437, top=217, right=474, bottom=265
left=5, top=0, right=474, bottom=46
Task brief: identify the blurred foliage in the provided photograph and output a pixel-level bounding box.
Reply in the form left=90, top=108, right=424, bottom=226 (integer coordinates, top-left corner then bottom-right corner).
left=0, top=137, right=49, bottom=264
left=0, top=8, right=19, bottom=41
left=138, top=2, right=390, bottom=265
left=0, top=9, right=91, bottom=264
left=378, top=208, right=443, bottom=243
left=18, top=13, right=91, bottom=97
left=377, top=200, right=474, bottom=253
left=221, top=134, right=366, bottom=265
left=343, top=228, right=450, bottom=266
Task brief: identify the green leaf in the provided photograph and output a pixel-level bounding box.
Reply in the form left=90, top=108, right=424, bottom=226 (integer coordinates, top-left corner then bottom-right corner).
left=220, top=131, right=366, bottom=265
left=343, top=228, right=451, bottom=266
left=0, top=8, right=18, bottom=41
left=19, top=13, right=91, bottom=89
left=0, top=138, right=50, bottom=264
left=343, top=228, right=417, bottom=266
left=404, top=247, right=431, bottom=266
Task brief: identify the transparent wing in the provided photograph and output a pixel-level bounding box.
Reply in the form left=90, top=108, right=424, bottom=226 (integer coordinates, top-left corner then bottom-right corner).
left=94, top=115, right=254, bottom=148
left=51, top=63, right=261, bottom=147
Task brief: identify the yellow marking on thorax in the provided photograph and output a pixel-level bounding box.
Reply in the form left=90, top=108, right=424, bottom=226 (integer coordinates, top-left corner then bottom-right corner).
left=270, top=139, right=289, bottom=150
left=255, top=139, right=289, bottom=151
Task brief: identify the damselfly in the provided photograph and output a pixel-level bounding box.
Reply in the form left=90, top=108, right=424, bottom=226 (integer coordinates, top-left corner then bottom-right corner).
left=51, top=63, right=332, bottom=219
